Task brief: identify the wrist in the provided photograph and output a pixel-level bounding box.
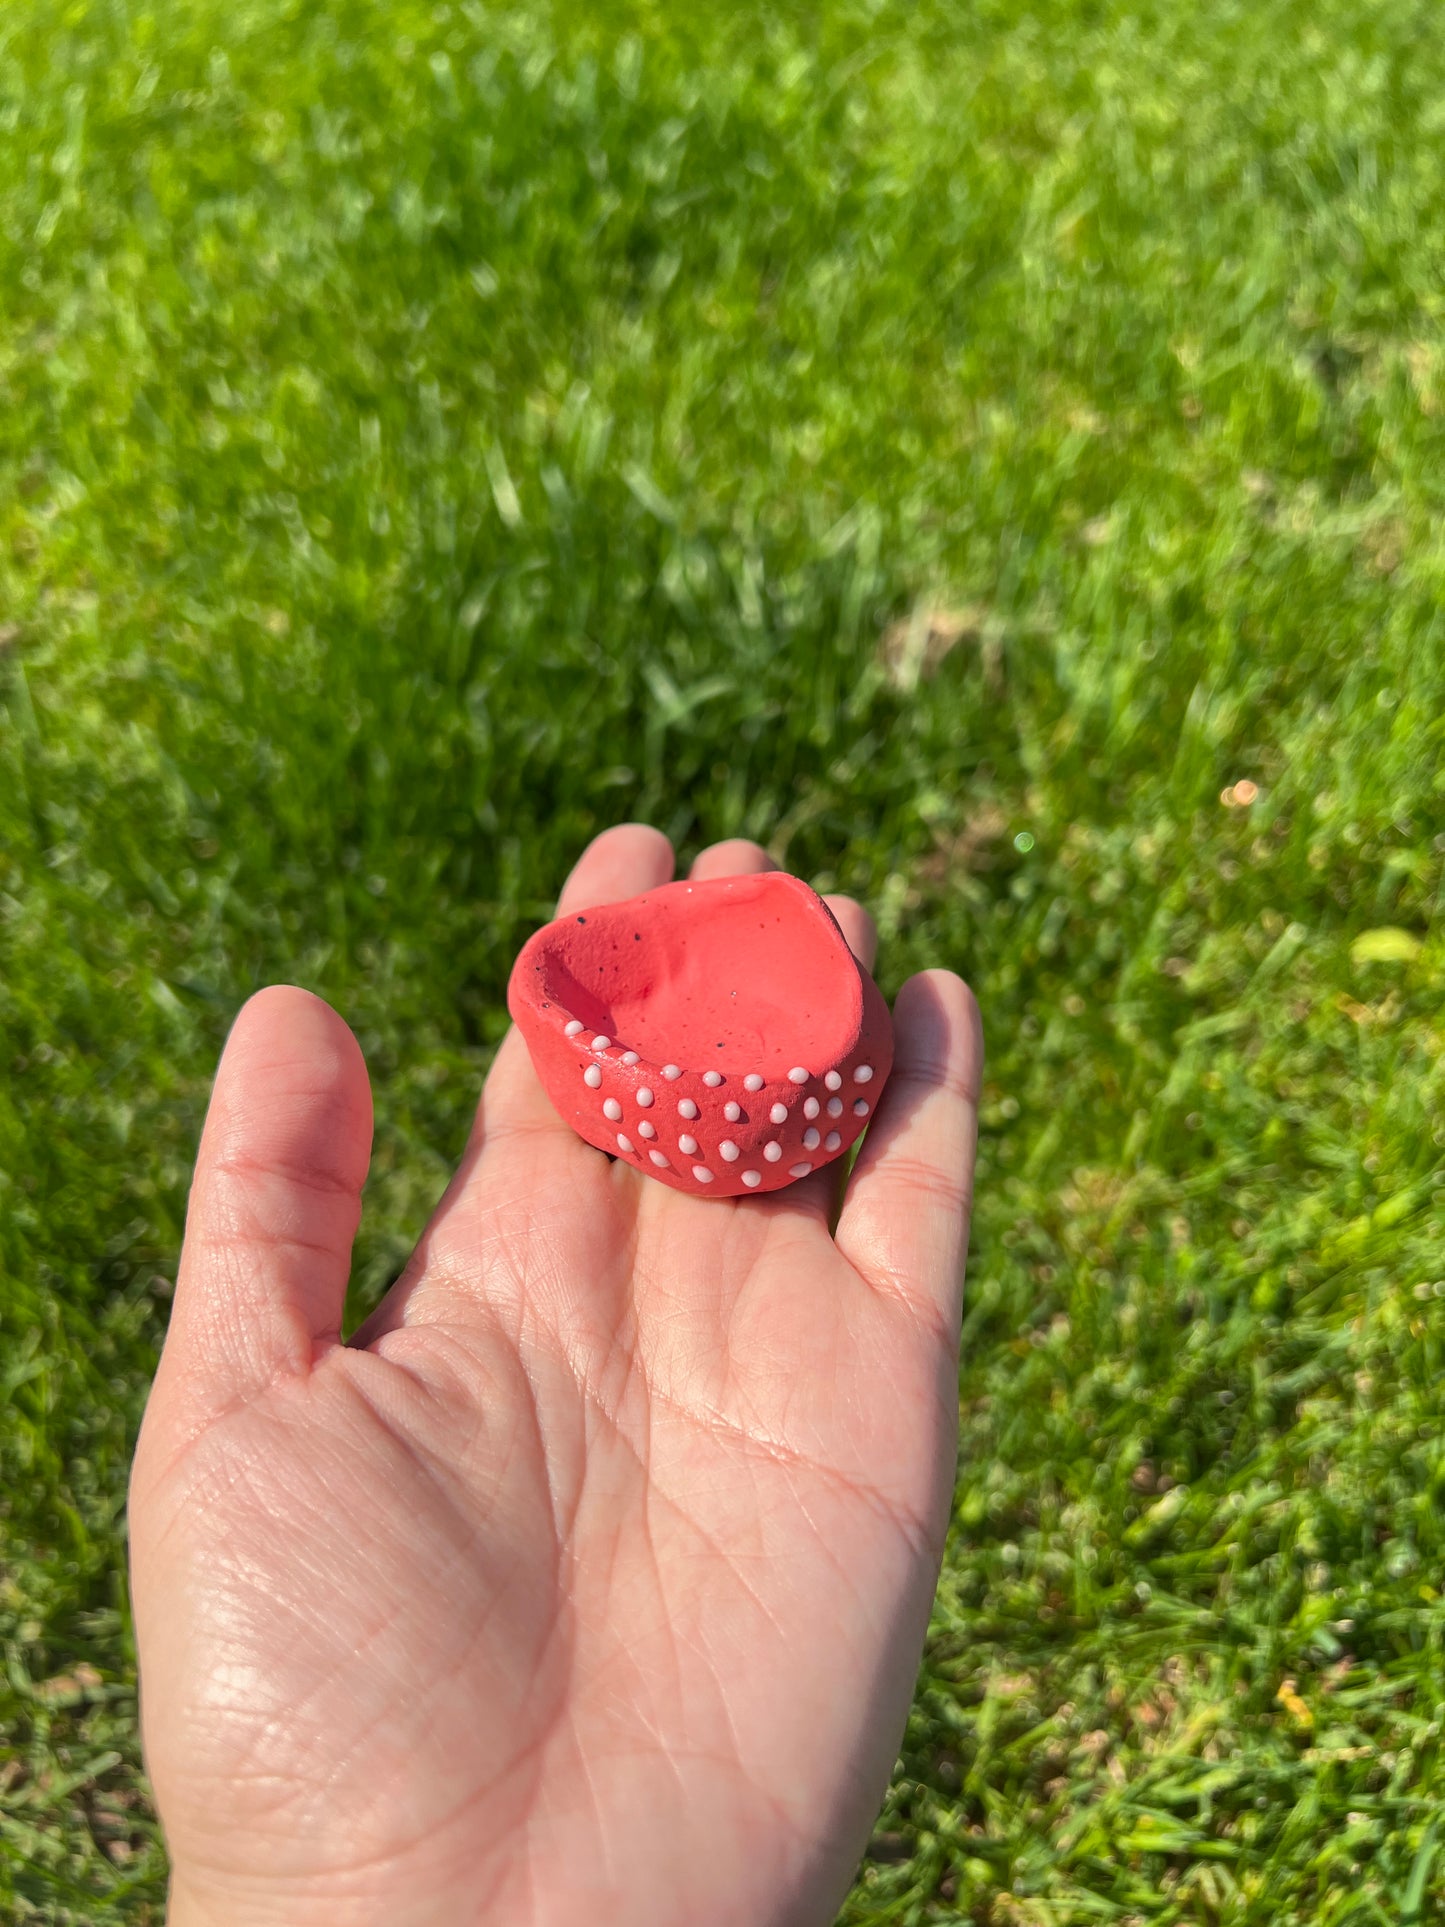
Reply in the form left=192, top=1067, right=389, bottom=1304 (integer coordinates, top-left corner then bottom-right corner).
left=168, top=1878, right=289, bottom=1927
left=169, top=1861, right=537, bottom=1927
left=168, top=1874, right=455, bottom=1927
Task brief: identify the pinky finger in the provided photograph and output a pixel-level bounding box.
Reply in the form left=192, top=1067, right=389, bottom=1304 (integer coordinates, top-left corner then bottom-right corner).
left=834, top=971, right=984, bottom=1339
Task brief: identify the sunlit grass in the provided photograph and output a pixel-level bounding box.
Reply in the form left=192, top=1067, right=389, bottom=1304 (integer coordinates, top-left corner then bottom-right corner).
left=3, top=0, right=1445, bottom=1918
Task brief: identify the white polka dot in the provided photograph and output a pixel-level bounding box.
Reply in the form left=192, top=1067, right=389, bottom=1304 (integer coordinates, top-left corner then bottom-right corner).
left=744, top=1074, right=764, bottom=1092
left=788, top=1066, right=808, bottom=1084
left=603, top=1098, right=622, bottom=1121
left=617, top=1134, right=634, bottom=1153
left=703, top=1070, right=723, bottom=1087
left=770, top=1102, right=788, bottom=1125
left=827, top=1096, right=843, bottom=1117
left=662, top=1064, right=682, bottom=1080
left=692, top=1165, right=714, bottom=1183
left=789, top=1162, right=812, bottom=1178
left=592, top=1035, right=611, bottom=1051
left=763, top=1141, right=782, bottom=1162
left=853, top=1064, right=874, bottom=1083
left=742, top=1170, right=762, bottom=1188
left=803, top=1096, right=820, bottom=1120
left=853, top=1098, right=869, bottom=1117
left=723, top=1101, right=741, bottom=1122
left=637, top=1121, right=656, bottom=1140
left=622, top=1051, right=639, bottom=1065
left=679, top=1098, right=699, bottom=1120
left=584, top=1064, right=602, bottom=1088
left=565, top=1019, right=584, bottom=1036
left=649, top=1150, right=669, bottom=1168
left=803, top=1127, right=821, bottom=1150
left=719, top=1140, right=740, bottom=1162
left=824, top=1070, right=842, bottom=1091
left=824, top=1131, right=841, bottom=1152
left=679, top=1134, right=698, bottom=1155
left=636, top=1087, right=653, bottom=1107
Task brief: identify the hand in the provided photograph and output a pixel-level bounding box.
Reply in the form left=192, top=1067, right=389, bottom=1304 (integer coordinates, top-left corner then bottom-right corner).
left=130, top=827, right=983, bottom=1927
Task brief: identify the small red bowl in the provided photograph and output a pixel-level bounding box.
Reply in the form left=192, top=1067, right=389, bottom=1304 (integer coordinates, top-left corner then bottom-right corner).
left=508, top=871, right=893, bottom=1196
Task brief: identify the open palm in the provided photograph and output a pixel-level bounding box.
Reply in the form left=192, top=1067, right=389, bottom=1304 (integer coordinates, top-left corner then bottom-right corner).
left=130, top=827, right=982, bottom=1927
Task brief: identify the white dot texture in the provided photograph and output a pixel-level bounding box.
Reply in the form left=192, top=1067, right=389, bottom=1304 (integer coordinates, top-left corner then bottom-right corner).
left=724, top=1101, right=741, bottom=1122
left=636, top=1087, right=654, bottom=1107
left=692, top=1165, right=714, bottom=1183
left=637, top=1121, right=656, bottom=1140
left=824, top=1070, right=842, bottom=1091
left=825, top=1131, right=841, bottom=1152
left=592, top=1035, right=611, bottom=1051
left=679, top=1135, right=699, bottom=1156
left=662, top=1064, right=682, bottom=1080
left=853, top=1064, right=874, bottom=1083
left=854, top=1099, right=869, bottom=1117
left=565, top=1019, right=584, bottom=1036
left=742, top=1170, right=761, bottom=1188
left=679, top=1098, right=699, bottom=1120
left=719, top=1140, right=740, bottom=1162
left=827, top=1097, right=843, bottom=1117
left=617, top=1134, right=634, bottom=1153
left=603, top=1098, right=622, bottom=1121
left=703, top=1071, right=723, bottom=1087
left=584, top=1065, right=602, bottom=1088
left=803, top=1127, right=821, bottom=1150
left=649, top=1150, right=669, bottom=1168
left=770, top=1102, right=788, bottom=1125
left=789, top=1162, right=812, bottom=1178
left=803, top=1097, right=820, bottom=1120
left=763, top=1142, right=782, bottom=1162
left=744, top=1074, right=764, bottom=1092
left=788, top=1066, right=808, bottom=1084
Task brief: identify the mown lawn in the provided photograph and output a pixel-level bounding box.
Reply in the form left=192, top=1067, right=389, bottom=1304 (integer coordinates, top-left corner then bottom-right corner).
left=3, top=0, right=1445, bottom=1919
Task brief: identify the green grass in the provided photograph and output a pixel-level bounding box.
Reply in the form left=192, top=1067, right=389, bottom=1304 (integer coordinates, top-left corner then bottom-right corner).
left=3, top=0, right=1445, bottom=1917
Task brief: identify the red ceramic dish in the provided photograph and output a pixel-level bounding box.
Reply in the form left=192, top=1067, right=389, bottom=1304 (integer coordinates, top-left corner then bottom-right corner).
left=507, top=871, right=893, bottom=1196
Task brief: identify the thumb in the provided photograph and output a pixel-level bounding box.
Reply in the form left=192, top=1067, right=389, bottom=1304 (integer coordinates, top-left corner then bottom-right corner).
left=156, top=985, right=373, bottom=1415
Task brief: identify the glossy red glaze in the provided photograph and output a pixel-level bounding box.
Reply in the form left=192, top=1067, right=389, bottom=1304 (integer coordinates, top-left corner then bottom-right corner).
left=507, top=871, right=893, bottom=1196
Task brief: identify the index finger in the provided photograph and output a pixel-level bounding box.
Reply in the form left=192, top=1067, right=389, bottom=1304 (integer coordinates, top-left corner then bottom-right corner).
left=477, top=823, right=676, bottom=1146
left=350, top=826, right=676, bottom=1347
